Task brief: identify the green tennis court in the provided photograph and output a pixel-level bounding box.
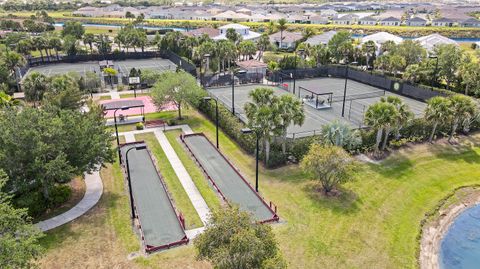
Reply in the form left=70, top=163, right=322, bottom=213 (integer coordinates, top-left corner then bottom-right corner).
left=181, top=133, right=278, bottom=223
left=120, top=142, right=188, bottom=253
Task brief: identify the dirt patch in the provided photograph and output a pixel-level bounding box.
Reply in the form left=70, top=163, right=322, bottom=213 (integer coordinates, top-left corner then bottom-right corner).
left=419, top=187, right=480, bottom=269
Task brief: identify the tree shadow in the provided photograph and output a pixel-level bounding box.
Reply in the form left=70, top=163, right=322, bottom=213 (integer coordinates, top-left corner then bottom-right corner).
left=302, top=181, right=361, bottom=215
left=373, top=152, right=415, bottom=179
left=429, top=138, right=480, bottom=164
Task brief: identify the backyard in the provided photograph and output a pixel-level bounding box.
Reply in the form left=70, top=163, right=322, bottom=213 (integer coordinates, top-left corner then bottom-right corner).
left=37, top=107, right=480, bottom=269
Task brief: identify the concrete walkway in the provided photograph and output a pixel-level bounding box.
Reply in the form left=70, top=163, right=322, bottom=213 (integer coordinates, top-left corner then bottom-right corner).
left=154, top=129, right=210, bottom=225
left=36, top=171, right=103, bottom=232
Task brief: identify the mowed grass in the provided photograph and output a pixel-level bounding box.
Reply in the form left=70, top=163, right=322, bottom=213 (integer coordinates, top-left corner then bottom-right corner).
left=135, top=132, right=203, bottom=229
left=164, top=129, right=222, bottom=211
left=38, top=107, right=480, bottom=268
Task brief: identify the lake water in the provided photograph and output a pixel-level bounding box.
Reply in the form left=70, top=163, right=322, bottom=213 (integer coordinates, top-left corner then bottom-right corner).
left=53, top=22, right=186, bottom=32
left=439, top=205, right=480, bottom=269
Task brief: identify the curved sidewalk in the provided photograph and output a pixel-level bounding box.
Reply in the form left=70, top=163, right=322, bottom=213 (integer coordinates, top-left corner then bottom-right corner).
left=35, top=171, right=103, bottom=232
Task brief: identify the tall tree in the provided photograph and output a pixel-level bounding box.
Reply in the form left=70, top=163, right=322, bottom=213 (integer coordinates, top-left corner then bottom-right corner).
left=381, top=96, right=413, bottom=139
left=22, top=71, right=48, bottom=106
left=48, top=36, right=62, bottom=60
left=0, top=170, right=44, bottom=268
left=459, top=61, right=480, bottom=96
left=448, top=94, right=477, bottom=142
left=61, top=21, right=84, bottom=39
left=244, top=87, right=280, bottom=164
left=43, top=73, right=84, bottom=110
left=225, top=28, right=240, bottom=44
left=82, top=33, right=95, bottom=54
left=328, top=31, right=352, bottom=63
left=275, top=94, right=305, bottom=154
left=434, top=44, right=463, bottom=90
left=424, top=96, right=451, bottom=143
left=151, top=71, right=203, bottom=119
left=364, top=101, right=398, bottom=153
left=256, top=33, right=270, bottom=61
left=277, top=18, right=288, bottom=49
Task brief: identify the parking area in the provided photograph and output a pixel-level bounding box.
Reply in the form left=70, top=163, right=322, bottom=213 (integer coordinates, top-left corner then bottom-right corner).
left=207, top=78, right=426, bottom=138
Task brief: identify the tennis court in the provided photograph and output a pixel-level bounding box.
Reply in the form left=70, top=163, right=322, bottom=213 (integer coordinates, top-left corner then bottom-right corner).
left=26, top=58, right=176, bottom=78
left=207, top=78, right=426, bottom=137
left=181, top=133, right=279, bottom=223
left=120, top=142, right=188, bottom=253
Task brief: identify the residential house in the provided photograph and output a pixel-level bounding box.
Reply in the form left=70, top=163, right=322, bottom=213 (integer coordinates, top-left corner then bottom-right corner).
left=236, top=60, right=268, bottom=76
left=461, top=18, right=480, bottom=28
left=183, top=27, right=219, bottom=39
left=269, top=31, right=303, bottom=49
left=287, top=14, right=305, bottom=24
left=358, top=16, right=377, bottom=25
left=213, top=23, right=261, bottom=41
left=406, top=17, right=427, bottom=27
left=320, top=9, right=338, bottom=18
left=236, top=8, right=252, bottom=16
left=380, top=16, right=401, bottom=26
left=362, top=32, right=403, bottom=47
left=305, top=30, right=337, bottom=46
left=213, top=10, right=251, bottom=22
left=432, top=17, right=455, bottom=27
left=310, top=15, right=329, bottom=25
left=332, top=14, right=358, bottom=25
left=414, top=33, right=458, bottom=51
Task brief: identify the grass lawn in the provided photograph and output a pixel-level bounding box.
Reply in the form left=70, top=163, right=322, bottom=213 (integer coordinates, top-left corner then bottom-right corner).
left=38, top=107, right=480, bottom=268
left=120, top=93, right=150, bottom=99
left=98, top=95, right=112, bottom=101
left=135, top=132, right=203, bottom=230
left=164, top=129, right=222, bottom=211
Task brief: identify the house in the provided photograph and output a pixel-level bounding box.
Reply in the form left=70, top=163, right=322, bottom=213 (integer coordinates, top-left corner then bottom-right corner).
left=362, top=32, right=403, bottom=46
left=287, top=14, right=305, bottom=24
left=461, top=18, right=480, bottom=28
left=236, top=60, right=268, bottom=77
left=213, top=10, right=251, bottom=22
left=213, top=23, right=261, bottom=41
left=332, top=14, right=358, bottom=25
left=305, top=30, right=337, bottom=46
left=269, top=31, right=303, bottom=49
left=320, top=9, right=338, bottom=18
left=406, top=17, right=427, bottom=27
left=310, top=15, right=329, bottom=25
left=358, top=16, right=377, bottom=25
left=380, top=16, right=401, bottom=26
left=414, top=33, right=458, bottom=51
left=183, top=27, right=219, bottom=38
left=236, top=8, right=252, bottom=16
left=432, top=17, right=455, bottom=27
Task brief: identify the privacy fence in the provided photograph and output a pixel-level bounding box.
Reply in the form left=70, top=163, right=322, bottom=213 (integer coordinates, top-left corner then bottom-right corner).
left=268, top=66, right=449, bottom=102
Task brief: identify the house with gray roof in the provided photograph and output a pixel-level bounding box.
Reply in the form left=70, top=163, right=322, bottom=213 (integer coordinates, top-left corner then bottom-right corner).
left=332, top=14, right=358, bottom=25
left=358, top=16, right=377, bottom=25
left=406, top=17, right=427, bottom=27
left=380, top=16, right=401, bottom=26
left=432, top=17, right=455, bottom=27
left=461, top=18, right=480, bottom=28
left=305, top=30, right=337, bottom=46
left=269, top=31, right=303, bottom=49
left=310, top=15, right=329, bottom=25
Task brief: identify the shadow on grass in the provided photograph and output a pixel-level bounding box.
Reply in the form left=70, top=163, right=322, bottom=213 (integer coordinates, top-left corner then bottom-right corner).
left=303, top=181, right=360, bottom=215
left=38, top=191, right=124, bottom=251
left=429, top=139, right=480, bottom=164
left=373, top=152, right=415, bottom=179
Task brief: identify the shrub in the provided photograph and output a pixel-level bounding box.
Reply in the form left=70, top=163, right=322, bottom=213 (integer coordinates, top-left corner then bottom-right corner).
left=116, top=84, right=126, bottom=91
left=49, top=184, right=72, bottom=207
left=136, top=122, right=144, bottom=130
left=13, top=191, right=47, bottom=217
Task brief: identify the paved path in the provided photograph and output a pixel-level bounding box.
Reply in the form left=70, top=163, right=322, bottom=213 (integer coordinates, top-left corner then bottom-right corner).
left=36, top=171, right=103, bottom=232
left=154, top=129, right=210, bottom=225
left=124, top=132, right=136, bottom=143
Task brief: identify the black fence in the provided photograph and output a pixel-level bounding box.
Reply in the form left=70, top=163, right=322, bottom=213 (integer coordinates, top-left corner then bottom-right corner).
left=23, top=50, right=197, bottom=76
left=268, top=66, right=447, bottom=102
left=203, top=71, right=264, bottom=88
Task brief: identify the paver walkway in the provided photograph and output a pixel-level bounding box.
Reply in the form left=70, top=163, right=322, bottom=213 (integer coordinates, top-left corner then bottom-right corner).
left=35, top=171, right=103, bottom=232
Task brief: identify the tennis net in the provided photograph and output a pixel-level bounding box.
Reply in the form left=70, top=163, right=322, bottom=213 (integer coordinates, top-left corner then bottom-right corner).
left=331, top=90, right=385, bottom=103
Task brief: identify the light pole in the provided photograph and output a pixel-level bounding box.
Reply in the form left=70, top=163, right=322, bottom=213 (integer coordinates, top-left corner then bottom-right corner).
left=429, top=55, right=439, bottom=89
left=125, top=144, right=146, bottom=219
left=341, top=61, right=358, bottom=117
left=241, top=127, right=259, bottom=192
left=203, top=96, right=219, bottom=148
left=114, top=106, right=129, bottom=162
left=292, top=49, right=304, bottom=95
left=231, top=69, right=246, bottom=115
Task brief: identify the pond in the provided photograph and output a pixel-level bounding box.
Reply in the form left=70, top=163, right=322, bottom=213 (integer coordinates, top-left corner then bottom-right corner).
left=439, top=204, right=480, bottom=269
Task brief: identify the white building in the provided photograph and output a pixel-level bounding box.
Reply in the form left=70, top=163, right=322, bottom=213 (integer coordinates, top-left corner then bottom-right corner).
left=269, top=31, right=303, bottom=49
left=213, top=24, right=261, bottom=41
left=361, top=32, right=403, bottom=47
left=305, top=31, right=337, bottom=46
left=414, top=33, right=458, bottom=51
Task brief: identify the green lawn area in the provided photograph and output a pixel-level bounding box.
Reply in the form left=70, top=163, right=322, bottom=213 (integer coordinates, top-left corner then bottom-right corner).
left=135, top=132, right=203, bottom=230
left=120, top=92, right=150, bottom=99
left=37, top=107, right=480, bottom=268
left=98, top=95, right=111, bottom=101
left=164, top=129, right=222, bottom=211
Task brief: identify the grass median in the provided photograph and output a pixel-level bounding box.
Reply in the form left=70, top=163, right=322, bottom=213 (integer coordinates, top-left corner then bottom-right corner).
left=135, top=132, right=203, bottom=230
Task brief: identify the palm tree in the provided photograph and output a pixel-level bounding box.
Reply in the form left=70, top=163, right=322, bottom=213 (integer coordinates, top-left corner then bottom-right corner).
left=381, top=96, right=413, bottom=139
left=424, top=96, right=451, bottom=143
left=364, top=102, right=398, bottom=153
left=32, top=36, right=47, bottom=62
left=448, top=94, right=477, bottom=142
left=275, top=94, right=305, bottom=154
left=238, top=40, right=256, bottom=61
left=152, top=32, right=162, bottom=52
left=22, top=71, right=48, bottom=107
left=226, top=28, right=240, bottom=44
left=244, top=88, right=280, bottom=164
left=267, top=20, right=276, bottom=35
left=83, top=33, right=95, bottom=54
left=48, top=36, right=62, bottom=61
left=277, top=18, right=288, bottom=49
left=16, top=39, right=33, bottom=59
left=302, top=27, right=316, bottom=41
left=256, top=33, right=270, bottom=61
